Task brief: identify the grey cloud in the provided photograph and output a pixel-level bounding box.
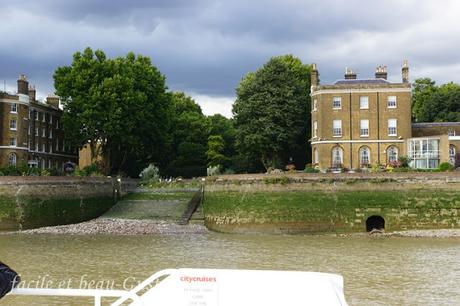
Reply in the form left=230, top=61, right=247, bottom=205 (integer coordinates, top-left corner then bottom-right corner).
left=1, top=0, right=460, bottom=111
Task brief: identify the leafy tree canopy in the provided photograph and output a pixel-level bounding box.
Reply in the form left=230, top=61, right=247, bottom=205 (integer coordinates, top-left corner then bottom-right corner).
left=233, top=55, right=311, bottom=170
left=412, top=78, right=460, bottom=122
left=54, top=47, right=171, bottom=175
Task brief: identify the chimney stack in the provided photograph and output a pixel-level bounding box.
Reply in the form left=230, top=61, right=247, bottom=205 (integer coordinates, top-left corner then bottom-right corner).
left=311, top=63, right=319, bottom=91
left=29, top=85, right=36, bottom=102
left=17, top=74, right=29, bottom=95
left=402, top=59, right=409, bottom=83
left=344, top=67, right=357, bottom=79
left=46, top=95, right=60, bottom=108
left=375, top=66, right=388, bottom=80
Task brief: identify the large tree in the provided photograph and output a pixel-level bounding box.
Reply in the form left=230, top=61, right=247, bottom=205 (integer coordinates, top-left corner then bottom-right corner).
left=233, top=55, right=311, bottom=170
left=164, top=92, right=208, bottom=177
left=54, top=48, right=171, bottom=175
left=412, top=78, right=460, bottom=122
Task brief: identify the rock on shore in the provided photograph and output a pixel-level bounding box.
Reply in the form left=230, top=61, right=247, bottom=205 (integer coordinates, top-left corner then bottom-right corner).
left=15, top=218, right=208, bottom=235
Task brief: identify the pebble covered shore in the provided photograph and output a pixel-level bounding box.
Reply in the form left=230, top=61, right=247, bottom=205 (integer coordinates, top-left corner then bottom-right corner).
left=14, top=218, right=208, bottom=235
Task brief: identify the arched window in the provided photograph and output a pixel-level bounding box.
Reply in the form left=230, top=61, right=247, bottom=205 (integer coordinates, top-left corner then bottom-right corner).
left=8, top=153, right=17, bottom=166
left=449, top=145, right=456, bottom=165
left=331, top=146, right=343, bottom=167
left=313, top=148, right=319, bottom=164
left=387, top=146, right=398, bottom=164
left=359, top=146, right=371, bottom=167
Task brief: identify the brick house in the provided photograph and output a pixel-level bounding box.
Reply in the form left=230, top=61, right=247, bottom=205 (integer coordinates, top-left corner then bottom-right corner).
left=0, top=75, right=78, bottom=170
left=310, top=61, right=460, bottom=170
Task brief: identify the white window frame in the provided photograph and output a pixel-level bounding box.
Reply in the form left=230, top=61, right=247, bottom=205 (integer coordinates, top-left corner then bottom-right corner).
left=360, top=119, right=369, bottom=137
left=10, top=137, right=17, bottom=147
left=35, top=128, right=39, bottom=136
left=332, top=120, right=342, bottom=137
left=332, top=97, right=342, bottom=109
left=313, top=148, right=319, bottom=164
left=359, top=96, right=369, bottom=110
left=388, top=119, right=397, bottom=136
left=387, top=96, right=397, bottom=108
left=387, top=146, right=398, bottom=163
left=42, top=113, right=46, bottom=122
left=42, top=128, right=46, bottom=138
left=8, top=153, right=17, bottom=166
left=448, top=130, right=456, bottom=136
left=313, top=121, right=318, bottom=138
left=10, top=119, right=17, bottom=130
left=313, top=99, right=317, bottom=111
left=332, top=146, right=343, bottom=167
left=10, top=103, right=18, bottom=113
left=359, top=146, right=371, bottom=166
left=49, top=130, right=53, bottom=139
left=50, top=115, right=53, bottom=124
left=42, top=143, right=46, bottom=152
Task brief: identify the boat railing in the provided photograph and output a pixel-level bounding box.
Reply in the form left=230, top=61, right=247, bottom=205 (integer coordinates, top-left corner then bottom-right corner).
left=10, top=287, right=139, bottom=306
left=111, top=268, right=177, bottom=306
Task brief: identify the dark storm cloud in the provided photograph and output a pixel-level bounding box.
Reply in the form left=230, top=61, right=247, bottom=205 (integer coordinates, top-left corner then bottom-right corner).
left=1, top=0, right=460, bottom=116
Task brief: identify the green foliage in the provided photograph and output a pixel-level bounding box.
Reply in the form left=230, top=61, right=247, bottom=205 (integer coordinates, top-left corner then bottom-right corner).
left=54, top=47, right=171, bottom=176
left=0, top=163, right=61, bottom=176
left=439, top=162, right=455, bottom=172
left=75, top=163, right=104, bottom=177
left=398, top=156, right=411, bottom=168
left=207, top=165, right=221, bottom=176
left=412, top=78, right=460, bottom=122
left=206, top=135, right=230, bottom=168
left=303, top=164, right=319, bottom=173
left=164, top=92, right=208, bottom=178
left=233, top=55, right=311, bottom=171
left=139, top=164, right=160, bottom=183
left=263, top=176, right=290, bottom=185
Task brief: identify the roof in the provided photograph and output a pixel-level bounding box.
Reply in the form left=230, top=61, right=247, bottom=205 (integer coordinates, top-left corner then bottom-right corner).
left=412, top=122, right=460, bottom=128
left=334, top=78, right=389, bottom=85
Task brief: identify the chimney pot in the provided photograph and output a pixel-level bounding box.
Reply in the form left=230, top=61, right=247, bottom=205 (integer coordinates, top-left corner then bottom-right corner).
left=375, top=65, right=388, bottom=80
left=402, top=59, right=409, bottom=83
left=344, top=67, right=357, bottom=79
left=28, top=85, right=36, bottom=102
left=46, top=95, right=60, bottom=108
left=17, top=74, right=29, bottom=95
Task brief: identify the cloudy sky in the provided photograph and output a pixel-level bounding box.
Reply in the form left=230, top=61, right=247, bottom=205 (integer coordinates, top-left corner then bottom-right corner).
left=1, top=0, right=460, bottom=117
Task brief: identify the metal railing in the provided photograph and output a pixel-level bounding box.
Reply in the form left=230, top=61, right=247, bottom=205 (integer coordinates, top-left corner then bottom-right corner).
left=10, top=287, right=139, bottom=306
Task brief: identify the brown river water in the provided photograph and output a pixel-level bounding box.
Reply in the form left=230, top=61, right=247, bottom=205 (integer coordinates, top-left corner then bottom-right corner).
left=0, top=233, right=459, bottom=305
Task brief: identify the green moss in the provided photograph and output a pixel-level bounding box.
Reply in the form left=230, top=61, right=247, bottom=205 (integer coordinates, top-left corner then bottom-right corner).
left=122, top=192, right=192, bottom=201
left=263, top=176, right=290, bottom=185
left=203, top=190, right=460, bottom=230
left=0, top=196, right=114, bottom=230
left=19, top=196, right=113, bottom=229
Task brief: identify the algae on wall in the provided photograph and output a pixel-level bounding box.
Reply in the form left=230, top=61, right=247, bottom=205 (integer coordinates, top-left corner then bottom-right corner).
left=203, top=189, right=460, bottom=234
left=0, top=178, right=115, bottom=231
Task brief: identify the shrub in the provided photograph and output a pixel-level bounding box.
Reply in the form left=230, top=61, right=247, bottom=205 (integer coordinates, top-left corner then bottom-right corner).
left=207, top=165, right=221, bottom=176
left=398, top=156, right=411, bottom=168
left=223, top=168, right=235, bottom=175
left=139, top=164, right=160, bottom=182
left=75, top=163, right=104, bottom=177
left=285, top=164, right=296, bottom=172
left=304, top=164, right=319, bottom=173
left=439, top=162, right=454, bottom=172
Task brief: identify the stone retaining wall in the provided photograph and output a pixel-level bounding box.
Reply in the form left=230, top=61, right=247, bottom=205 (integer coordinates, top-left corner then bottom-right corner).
left=0, top=177, right=138, bottom=230
left=204, top=173, right=460, bottom=234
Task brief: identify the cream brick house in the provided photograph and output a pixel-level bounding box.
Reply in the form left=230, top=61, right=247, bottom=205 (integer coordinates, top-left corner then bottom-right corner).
left=310, top=61, right=460, bottom=170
